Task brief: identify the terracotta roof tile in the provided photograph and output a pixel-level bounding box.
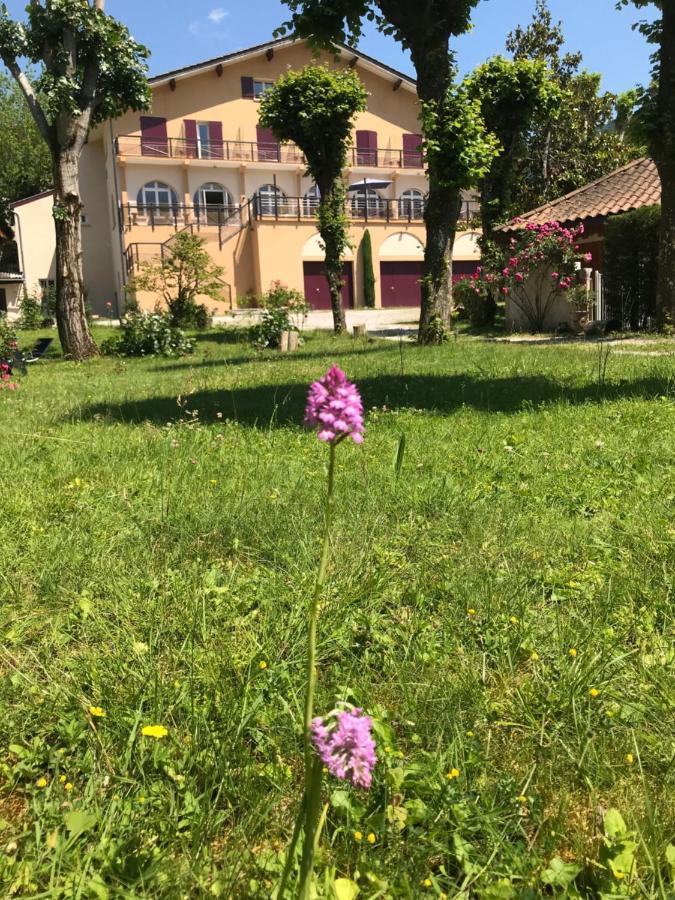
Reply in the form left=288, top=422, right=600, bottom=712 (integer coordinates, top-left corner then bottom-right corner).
left=498, top=157, right=660, bottom=232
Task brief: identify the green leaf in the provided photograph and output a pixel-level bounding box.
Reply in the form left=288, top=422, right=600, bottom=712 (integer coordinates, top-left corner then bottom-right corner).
left=541, top=857, right=582, bottom=888
left=333, top=877, right=360, bottom=900
left=604, top=808, right=628, bottom=840
left=665, top=844, right=675, bottom=880
left=64, top=809, right=97, bottom=836
left=403, top=797, right=428, bottom=825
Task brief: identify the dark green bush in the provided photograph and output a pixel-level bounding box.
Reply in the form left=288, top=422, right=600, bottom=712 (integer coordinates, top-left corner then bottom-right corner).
left=604, top=205, right=660, bottom=329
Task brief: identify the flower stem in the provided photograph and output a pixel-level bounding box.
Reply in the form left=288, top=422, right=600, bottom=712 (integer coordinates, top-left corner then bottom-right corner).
left=298, top=441, right=336, bottom=895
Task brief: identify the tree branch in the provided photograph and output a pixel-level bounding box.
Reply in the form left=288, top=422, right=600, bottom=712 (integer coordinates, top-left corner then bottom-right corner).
left=0, top=54, right=54, bottom=147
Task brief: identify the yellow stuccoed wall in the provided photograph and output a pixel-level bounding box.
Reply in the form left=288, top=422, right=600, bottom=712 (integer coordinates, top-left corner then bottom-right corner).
left=78, top=39, right=479, bottom=314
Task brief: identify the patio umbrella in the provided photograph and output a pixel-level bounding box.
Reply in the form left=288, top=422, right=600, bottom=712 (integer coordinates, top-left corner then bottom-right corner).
left=347, top=178, right=393, bottom=191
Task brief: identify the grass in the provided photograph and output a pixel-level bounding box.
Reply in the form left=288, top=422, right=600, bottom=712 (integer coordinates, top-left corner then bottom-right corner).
left=1, top=327, right=674, bottom=898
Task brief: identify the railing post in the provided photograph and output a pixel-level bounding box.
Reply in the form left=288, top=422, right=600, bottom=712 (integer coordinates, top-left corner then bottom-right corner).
left=386, top=200, right=390, bottom=223
left=150, top=207, right=155, bottom=232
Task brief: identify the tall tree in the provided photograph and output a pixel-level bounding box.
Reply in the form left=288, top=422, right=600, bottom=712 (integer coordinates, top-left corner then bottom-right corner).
left=0, top=70, right=52, bottom=235
left=259, top=65, right=367, bottom=333
left=277, top=0, right=482, bottom=343
left=506, top=0, right=640, bottom=213
left=465, top=56, right=560, bottom=235
left=619, top=0, right=675, bottom=325
left=0, top=1, right=149, bottom=360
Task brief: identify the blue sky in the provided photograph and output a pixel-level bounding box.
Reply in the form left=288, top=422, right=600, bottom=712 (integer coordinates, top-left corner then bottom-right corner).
left=3, top=0, right=657, bottom=93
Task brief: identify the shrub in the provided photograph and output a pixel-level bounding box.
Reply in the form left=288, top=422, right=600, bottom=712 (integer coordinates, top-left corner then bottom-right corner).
left=453, top=277, right=491, bottom=326
left=361, top=230, right=375, bottom=308
left=102, top=311, right=194, bottom=357
left=251, top=281, right=309, bottom=349
left=16, top=293, right=44, bottom=329
left=604, top=205, right=659, bottom=329
left=0, top=315, right=18, bottom=358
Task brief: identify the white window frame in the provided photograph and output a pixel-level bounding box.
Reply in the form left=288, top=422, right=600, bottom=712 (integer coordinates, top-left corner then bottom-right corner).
left=398, top=189, right=425, bottom=219
left=253, top=79, right=274, bottom=100
left=257, top=184, right=288, bottom=216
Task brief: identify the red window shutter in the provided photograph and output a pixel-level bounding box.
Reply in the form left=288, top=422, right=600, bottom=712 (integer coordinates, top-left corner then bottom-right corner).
left=403, top=132, right=423, bottom=168
left=184, top=119, right=198, bottom=158
left=356, top=130, right=377, bottom=165
left=256, top=125, right=279, bottom=162
left=209, top=121, right=224, bottom=159
left=140, top=116, right=168, bottom=157
left=241, top=76, right=255, bottom=99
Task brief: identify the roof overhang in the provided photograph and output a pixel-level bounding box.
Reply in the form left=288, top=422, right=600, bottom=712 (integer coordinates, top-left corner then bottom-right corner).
left=149, top=36, right=417, bottom=95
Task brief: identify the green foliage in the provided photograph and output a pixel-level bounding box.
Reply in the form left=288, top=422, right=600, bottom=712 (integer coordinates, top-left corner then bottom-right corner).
left=127, top=233, right=223, bottom=330
left=505, top=0, right=642, bottom=213
left=420, top=82, right=500, bottom=196
left=465, top=56, right=561, bottom=231
left=0, top=329, right=674, bottom=894
left=251, top=280, right=308, bottom=349
left=604, top=205, right=660, bottom=328
left=101, top=312, right=194, bottom=357
left=0, top=71, right=51, bottom=231
left=361, top=230, right=375, bottom=308
left=453, top=276, right=491, bottom=327
left=16, top=293, right=45, bottom=330
left=0, top=313, right=17, bottom=357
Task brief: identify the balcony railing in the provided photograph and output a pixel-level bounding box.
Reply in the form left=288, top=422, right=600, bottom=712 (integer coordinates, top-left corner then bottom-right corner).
left=252, top=195, right=480, bottom=224
left=120, top=203, right=244, bottom=232
left=115, top=135, right=425, bottom=169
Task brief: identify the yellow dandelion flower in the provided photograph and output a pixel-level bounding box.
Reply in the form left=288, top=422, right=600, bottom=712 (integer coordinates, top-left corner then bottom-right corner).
left=210, top=479, right=217, bottom=485
left=509, top=616, right=518, bottom=625
left=568, top=648, right=578, bottom=658
left=396, top=750, right=404, bottom=758
left=259, top=661, right=268, bottom=670
left=59, top=775, right=67, bottom=784
left=517, top=794, right=528, bottom=803
left=36, top=777, right=48, bottom=788
left=530, top=651, right=540, bottom=661
left=446, top=768, right=460, bottom=779
left=138, top=795, right=145, bottom=804
left=141, top=724, right=168, bottom=739
left=589, top=688, right=600, bottom=698
left=615, top=872, right=625, bottom=880
left=89, top=706, right=106, bottom=718
left=366, top=833, right=376, bottom=844
left=423, top=878, right=432, bottom=888
left=467, top=608, right=476, bottom=616
left=64, top=782, right=73, bottom=792
left=353, top=831, right=362, bottom=842
left=466, top=730, right=474, bottom=738
left=625, top=753, right=634, bottom=765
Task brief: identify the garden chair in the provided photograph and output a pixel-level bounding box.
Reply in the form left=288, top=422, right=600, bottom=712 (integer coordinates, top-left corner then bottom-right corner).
left=24, top=337, right=54, bottom=363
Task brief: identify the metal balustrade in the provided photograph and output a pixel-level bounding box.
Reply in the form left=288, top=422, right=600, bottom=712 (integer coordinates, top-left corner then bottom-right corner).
left=115, top=135, right=425, bottom=169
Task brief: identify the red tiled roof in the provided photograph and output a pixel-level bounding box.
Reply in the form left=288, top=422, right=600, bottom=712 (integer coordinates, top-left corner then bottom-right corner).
left=498, top=157, right=660, bottom=232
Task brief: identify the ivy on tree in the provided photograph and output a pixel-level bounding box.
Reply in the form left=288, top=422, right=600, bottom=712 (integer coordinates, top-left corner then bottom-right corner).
left=259, top=65, right=366, bottom=333
left=0, top=0, right=150, bottom=361
left=276, top=0, right=482, bottom=343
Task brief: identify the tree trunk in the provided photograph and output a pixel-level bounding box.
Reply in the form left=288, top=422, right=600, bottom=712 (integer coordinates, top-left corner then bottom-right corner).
left=412, top=48, right=458, bottom=343
left=52, top=151, right=99, bottom=360
left=418, top=184, right=461, bottom=342
left=654, top=0, right=675, bottom=327
left=317, top=180, right=347, bottom=334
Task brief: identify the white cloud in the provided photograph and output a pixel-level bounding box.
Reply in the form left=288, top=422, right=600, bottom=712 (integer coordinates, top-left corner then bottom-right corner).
left=207, top=7, right=228, bottom=24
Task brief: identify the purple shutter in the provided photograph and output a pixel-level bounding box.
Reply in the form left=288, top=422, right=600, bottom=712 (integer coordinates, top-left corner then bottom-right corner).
left=241, top=76, right=255, bottom=99
left=256, top=125, right=279, bottom=162
left=403, top=132, right=423, bottom=168
left=356, top=130, right=378, bottom=166
left=209, top=121, right=224, bottom=159
left=184, top=119, right=198, bottom=158
left=140, top=116, right=168, bottom=157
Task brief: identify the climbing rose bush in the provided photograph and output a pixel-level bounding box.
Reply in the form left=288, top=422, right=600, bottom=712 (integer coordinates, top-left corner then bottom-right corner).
left=467, top=221, right=593, bottom=332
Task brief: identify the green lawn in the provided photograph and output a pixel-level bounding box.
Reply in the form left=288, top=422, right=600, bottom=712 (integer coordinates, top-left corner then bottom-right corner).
left=1, top=328, right=674, bottom=898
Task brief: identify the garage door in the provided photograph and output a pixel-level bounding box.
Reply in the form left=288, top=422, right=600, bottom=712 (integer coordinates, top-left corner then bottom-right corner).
left=303, top=262, right=354, bottom=310
left=452, top=260, right=480, bottom=282
left=380, top=261, right=423, bottom=307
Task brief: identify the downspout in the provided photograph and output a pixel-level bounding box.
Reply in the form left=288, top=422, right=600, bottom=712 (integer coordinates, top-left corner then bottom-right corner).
left=109, top=120, right=127, bottom=316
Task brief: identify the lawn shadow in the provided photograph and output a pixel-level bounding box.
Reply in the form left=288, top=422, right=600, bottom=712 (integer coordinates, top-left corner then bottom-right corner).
left=151, top=342, right=395, bottom=372
left=79, top=372, right=672, bottom=428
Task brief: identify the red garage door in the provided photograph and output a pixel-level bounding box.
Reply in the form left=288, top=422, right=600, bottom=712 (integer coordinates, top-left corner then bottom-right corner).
left=303, top=262, right=354, bottom=310
left=380, top=261, right=423, bottom=307
left=452, top=260, right=480, bottom=282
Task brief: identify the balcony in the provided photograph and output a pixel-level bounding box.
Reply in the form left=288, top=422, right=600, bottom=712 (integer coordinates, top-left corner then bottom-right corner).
left=115, top=135, right=425, bottom=169
left=120, top=202, right=245, bottom=232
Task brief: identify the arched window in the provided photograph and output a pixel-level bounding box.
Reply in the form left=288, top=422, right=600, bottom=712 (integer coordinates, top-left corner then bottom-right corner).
left=193, top=183, right=235, bottom=225
left=137, top=181, right=178, bottom=221
left=302, top=184, right=320, bottom=216
left=398, top=189, right=425, bottom=220
left=256, top=184, right=288, bottom=216
left=350, top=187, right=385, bottom=219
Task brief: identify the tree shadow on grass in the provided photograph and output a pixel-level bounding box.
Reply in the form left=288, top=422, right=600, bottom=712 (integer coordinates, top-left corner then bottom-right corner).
left=79, top=372, right=672, bottom=428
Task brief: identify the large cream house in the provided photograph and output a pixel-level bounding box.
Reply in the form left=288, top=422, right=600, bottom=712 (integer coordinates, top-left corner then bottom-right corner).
left=75, top=37, right=480, bottom=314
